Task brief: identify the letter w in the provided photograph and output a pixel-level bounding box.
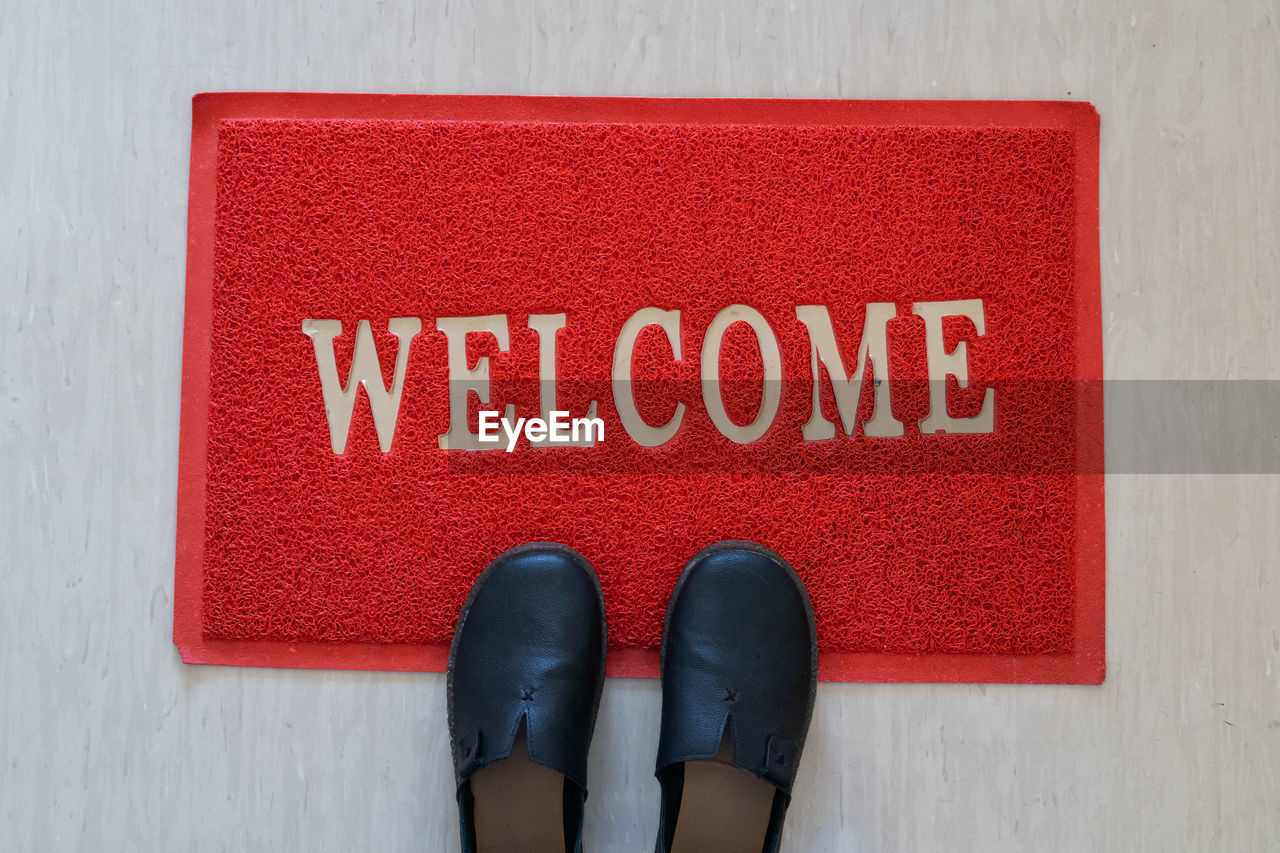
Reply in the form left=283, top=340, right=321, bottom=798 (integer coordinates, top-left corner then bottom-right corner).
left=302, top=318, right=422, bottom=454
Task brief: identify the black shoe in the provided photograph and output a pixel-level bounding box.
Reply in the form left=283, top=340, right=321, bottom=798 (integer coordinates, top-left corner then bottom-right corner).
left=447, top=543, right=607, bottom=853
left=654, top=541, right=818, bottom=853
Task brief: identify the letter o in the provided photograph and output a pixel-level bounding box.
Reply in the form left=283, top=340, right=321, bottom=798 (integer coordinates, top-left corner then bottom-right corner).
left=700, top=305, right=782, bottom=444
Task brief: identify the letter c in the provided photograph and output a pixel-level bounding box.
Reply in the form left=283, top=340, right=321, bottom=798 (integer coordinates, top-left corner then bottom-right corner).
left=611, top=308, right=686, bottom=447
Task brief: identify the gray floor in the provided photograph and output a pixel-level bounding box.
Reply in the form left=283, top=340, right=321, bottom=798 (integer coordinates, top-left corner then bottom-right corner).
left=2, top=1, right=1278, bottom=850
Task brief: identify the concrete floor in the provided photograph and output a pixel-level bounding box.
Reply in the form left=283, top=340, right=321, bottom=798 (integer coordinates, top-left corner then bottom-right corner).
left=2, top=1, right=1278, bottom=849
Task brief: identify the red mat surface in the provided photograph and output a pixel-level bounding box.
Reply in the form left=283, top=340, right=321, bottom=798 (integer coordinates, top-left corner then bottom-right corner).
left=176, top=94, right=1103, bottom=683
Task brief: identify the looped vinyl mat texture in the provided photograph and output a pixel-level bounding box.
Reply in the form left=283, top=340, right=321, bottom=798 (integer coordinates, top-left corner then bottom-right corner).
left=175, top=94, right=1103, bottom=683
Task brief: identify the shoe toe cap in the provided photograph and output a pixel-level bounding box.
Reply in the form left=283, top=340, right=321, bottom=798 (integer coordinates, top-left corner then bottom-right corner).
left=449, top=543, right=607, bottom=788
left=658, top=543, right=818, bottom=790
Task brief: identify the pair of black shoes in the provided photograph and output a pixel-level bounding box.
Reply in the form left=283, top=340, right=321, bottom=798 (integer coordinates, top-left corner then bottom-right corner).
left=447, top=541, right=818, bottom=853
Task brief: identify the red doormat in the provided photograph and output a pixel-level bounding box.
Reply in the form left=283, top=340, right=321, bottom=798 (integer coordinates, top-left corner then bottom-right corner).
left=176, top=94, right=1103, bottom=683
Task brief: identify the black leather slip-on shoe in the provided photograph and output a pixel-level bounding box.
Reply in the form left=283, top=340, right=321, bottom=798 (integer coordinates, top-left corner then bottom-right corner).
left=654, top=541, right=818, bottom=853
left=447, top=542, right=607, bottom=853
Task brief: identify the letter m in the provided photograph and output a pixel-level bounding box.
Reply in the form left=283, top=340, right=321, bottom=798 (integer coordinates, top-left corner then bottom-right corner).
left=795, top=304, right=904, bottom=439
left=301, top=318, right=422, bottom=454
